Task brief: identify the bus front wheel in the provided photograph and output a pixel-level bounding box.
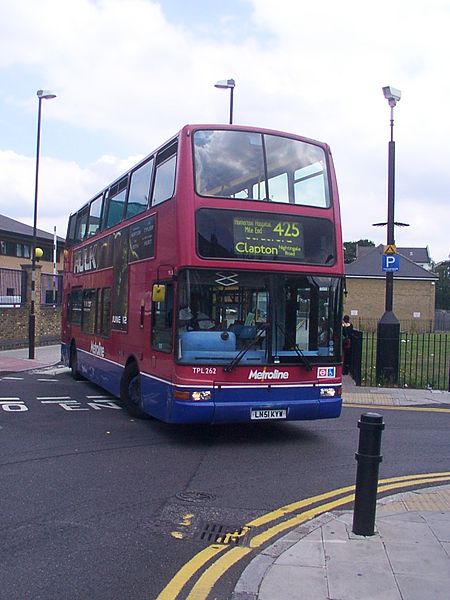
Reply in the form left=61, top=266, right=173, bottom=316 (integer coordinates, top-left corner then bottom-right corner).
left=120, top=363, right=150, bottom=419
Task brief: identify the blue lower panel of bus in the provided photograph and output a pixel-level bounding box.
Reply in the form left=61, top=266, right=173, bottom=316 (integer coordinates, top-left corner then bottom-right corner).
left=168, top=398, right=341, bottom=424
left=168, top=386, right=342, bottom=424
left=62, top=344, right=341, bottom=424
left=215, top=390, right=341, bottom=424
left=62, top=343, right=123, bottom=397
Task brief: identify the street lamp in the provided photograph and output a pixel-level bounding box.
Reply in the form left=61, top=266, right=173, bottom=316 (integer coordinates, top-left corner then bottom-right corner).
left=29, top=89, right=56, bottom=360
left=375, top=85, right=401, bottom=385
left=382, top=85, right=401, bottom=312
left=214, top=78, right=235, bottom=124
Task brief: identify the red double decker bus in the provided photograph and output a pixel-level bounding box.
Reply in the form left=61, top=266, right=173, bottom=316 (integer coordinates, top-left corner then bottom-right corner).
left=61, top=124, right=344, bottom=423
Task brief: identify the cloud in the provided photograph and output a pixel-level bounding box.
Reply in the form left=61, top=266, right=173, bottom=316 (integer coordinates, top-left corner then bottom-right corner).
left=0, top=0, right=449, bottom=261
left=0, top=149, right=141, bottom=238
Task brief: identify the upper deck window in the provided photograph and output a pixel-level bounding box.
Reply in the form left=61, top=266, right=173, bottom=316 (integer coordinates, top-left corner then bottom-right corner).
left=74, top=206, right=89, bottom=242
left=152, top=141, right=177, bottom=206
left=105, top=176, right=128, bottom=229
left=67, top=214, right=77, bottom=245
left=126, top=158, right=153, bottom=218
left=87, top=195, right=103, bottom=237
left=194, top=130, right=330, bottom=208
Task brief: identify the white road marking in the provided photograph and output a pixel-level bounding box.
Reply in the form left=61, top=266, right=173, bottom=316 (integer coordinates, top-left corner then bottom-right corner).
left=38, top=396, right=72, bottom=400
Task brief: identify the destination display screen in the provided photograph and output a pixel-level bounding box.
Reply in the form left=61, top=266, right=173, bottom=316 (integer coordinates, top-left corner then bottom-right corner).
left=196, top=209, right=335, bottom=265
left=233, top=215, right=304, bottom=260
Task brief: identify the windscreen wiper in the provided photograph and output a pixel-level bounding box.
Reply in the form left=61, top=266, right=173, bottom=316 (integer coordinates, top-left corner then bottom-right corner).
left=223, top=323, right=268, bottom=373
left=275, top=323, right=313, bottom=371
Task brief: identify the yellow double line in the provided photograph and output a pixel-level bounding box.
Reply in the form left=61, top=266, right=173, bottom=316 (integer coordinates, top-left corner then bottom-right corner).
left=156, top=471, right=450, bottom=600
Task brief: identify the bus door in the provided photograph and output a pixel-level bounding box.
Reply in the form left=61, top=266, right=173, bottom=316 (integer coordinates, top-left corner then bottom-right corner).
left=151, top=281, right=174, bottom=359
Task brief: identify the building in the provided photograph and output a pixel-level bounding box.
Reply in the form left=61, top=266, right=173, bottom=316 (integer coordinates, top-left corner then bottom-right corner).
left=344, top=244, right=438, bottom=331
left=0, top=213, right=65, bottom=272
left=0, top=213, right=65, bottom=348
left=396, top=247, right=432, bottom=271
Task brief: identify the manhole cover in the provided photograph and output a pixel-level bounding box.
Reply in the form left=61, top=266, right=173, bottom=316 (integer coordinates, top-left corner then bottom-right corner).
left=175, top=491, right=216, bottom=503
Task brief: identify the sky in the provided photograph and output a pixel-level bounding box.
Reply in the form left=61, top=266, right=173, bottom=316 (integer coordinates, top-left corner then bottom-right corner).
left=0, top=0, right=449, bottom=262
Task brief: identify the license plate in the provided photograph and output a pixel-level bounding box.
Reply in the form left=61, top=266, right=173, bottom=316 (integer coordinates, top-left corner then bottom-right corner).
left=251, top=409, right=287, bottom=420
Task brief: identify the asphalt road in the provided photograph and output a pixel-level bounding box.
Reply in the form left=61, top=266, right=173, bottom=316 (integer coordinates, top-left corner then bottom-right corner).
left=1, top=368, right=449, bottom=600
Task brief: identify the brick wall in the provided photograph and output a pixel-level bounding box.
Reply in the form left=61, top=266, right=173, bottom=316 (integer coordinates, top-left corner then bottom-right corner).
left=0, top=306, right=29, bottom=348
left=38, top=305, right=62, bottom=342
left=344, top=277, right=436, bottom=331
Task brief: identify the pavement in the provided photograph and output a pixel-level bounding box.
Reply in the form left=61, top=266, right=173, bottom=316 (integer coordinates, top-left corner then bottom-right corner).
left=1, top=346, right=450, bottom=599
left=232, top=379, right=450, bottom=600
left=232, top=484, right=450, bottom=600
left=0, top=343, right=62, bottom=375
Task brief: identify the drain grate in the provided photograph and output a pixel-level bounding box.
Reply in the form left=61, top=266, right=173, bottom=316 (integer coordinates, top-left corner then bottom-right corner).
left=198, top=522, right=251, bottom=545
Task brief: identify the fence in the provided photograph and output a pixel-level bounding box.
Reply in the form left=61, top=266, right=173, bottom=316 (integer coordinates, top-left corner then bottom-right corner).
left=0, top=268, right=62, bottom=306
left=350, top=330, right=450, bottom=391
left=0, top=267, right=27, bottom=305
left=40, top=272, right=62, bottom=305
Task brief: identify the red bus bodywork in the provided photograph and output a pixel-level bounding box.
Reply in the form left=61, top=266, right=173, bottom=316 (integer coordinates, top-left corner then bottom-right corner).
left=61, top=124, right=344, bottom=423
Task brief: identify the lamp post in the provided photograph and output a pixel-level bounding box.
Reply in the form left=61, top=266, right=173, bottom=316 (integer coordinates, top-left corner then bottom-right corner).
left=375, top=86, right=401, bottom=385
left=214, top=78, right=235, bottom=124
left=29, top=89, right=56, bottom=360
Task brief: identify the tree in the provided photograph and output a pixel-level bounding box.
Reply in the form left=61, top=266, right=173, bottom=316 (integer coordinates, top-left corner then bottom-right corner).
left=344, top=239, right=375, bottom=263
left=435, top=261, right=450, bottom=309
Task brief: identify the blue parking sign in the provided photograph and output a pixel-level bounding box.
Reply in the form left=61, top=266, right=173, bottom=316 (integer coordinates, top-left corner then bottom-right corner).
left=382, top=254, right=400, bottom=272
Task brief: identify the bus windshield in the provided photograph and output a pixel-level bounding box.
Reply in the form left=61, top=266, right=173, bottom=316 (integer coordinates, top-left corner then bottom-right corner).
left=177, top=269, right=342, bottom=366
left=193, top=130, right=330, bottom=208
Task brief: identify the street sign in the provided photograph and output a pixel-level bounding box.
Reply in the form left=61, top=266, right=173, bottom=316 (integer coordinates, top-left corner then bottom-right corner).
left=382, top=254, right=400, bottom=272
left=384, top=244, right=397, bottom=254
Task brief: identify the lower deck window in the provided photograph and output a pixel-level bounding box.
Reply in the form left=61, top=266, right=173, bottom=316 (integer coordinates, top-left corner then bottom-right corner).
left=68, top=286, right=111, bottom=336
left=82, top=289, right=97, bottom=334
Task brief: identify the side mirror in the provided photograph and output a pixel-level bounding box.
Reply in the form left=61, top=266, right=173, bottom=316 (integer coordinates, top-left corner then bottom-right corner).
left=152, top=284, right=166, bottom=302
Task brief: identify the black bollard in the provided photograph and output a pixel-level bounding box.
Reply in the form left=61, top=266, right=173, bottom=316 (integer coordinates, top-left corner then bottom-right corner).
left=352, top=412, right=385, bottom=536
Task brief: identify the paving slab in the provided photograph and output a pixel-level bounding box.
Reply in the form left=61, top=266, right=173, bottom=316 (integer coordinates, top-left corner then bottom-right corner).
left=259, top=564, right=328, bottom=600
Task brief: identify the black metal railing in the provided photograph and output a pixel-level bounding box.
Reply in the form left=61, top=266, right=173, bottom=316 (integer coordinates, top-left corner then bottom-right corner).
left=40, top=273, right=62, bottom=305
left=351, top=329, right=450, bottom=391
left=0, top=268, right=26, bottom=305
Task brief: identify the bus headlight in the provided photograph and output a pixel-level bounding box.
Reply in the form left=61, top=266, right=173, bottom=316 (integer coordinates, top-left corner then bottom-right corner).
left=191, top=391, right=212, bottom=402
left=320, top=387, right=336, bottom=397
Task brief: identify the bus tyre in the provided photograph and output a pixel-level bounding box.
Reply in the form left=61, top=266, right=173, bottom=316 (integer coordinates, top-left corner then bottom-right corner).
left=70, top=345, right=83, bottom=381
left=120, top=363, right=150, bottom=419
